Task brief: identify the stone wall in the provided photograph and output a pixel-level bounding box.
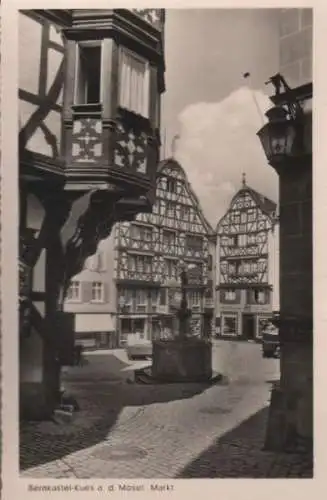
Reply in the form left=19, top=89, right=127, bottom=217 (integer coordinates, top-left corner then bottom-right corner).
left=279, top=8, right=312, bottom=87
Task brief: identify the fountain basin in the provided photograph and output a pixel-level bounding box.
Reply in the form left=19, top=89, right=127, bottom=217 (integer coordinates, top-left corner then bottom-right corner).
left=151, top=337, right=212, bottom=383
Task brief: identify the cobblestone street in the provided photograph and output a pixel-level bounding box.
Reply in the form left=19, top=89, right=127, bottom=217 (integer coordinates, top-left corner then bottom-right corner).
left=20, top=341, right=313, bottom=479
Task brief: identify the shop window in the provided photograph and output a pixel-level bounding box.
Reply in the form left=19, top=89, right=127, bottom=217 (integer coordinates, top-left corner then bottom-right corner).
left=222, top=316, right=238, bottom=336
left=75, top=43, right=102, bottom=105
left=119, top=47, right=150, bottom=118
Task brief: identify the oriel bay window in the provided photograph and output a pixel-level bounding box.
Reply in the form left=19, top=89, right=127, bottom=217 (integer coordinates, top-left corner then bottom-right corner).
left=119, top=47, right=150, bottom=118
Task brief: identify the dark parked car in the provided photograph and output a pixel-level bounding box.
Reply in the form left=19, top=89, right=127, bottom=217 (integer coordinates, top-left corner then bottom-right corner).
left=262, top=322, right=280, bottom=358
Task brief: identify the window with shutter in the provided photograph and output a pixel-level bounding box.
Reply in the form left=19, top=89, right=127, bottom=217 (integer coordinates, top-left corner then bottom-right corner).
left=118, top=47, right=150, bottom=118
left=91, top=282, right=104, bottom=302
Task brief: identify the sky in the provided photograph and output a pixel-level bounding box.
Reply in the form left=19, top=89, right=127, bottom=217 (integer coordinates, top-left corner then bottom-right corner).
left=161, top=8, right=281, bottom=227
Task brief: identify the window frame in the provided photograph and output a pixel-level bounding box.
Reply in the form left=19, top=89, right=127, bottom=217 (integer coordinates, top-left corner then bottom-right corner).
left=118, top=46, right=150, bottom=118
left=91, top=281, right=105, bottom=303
left=74, top=40, right=104, bottom=106
left=66, top=280, right=82, bottom=302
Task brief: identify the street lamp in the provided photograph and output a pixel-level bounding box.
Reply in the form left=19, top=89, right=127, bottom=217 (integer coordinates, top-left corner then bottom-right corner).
left=257, top=105, right=304, bottom=167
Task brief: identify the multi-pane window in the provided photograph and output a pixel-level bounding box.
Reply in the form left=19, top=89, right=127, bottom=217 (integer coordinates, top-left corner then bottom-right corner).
left=166, top=202, right=174, bottom=218
left=119, top=288, right=133, bottom=305
left=248, top=209, right=256, bottom=222
left=223, top=315, right=238, bottom=335
left=136, top=290, right=148, bottom=305
left=229, top=264, right=236, bottom=275
left=129, top=255, right=152, bottom=274
left=247, top=234, right=256, bottom=245
left=91, top=282, right=104, bottom=302
left=188, top=290, right=201, bottom=307
left=151, top=290, right=158, bottom=304
left=240, top=212, right=247, bottom=223
left=119, top=47, right=150, bottom=118
left=238, top=234, right=247, bottom=247
left=163, top=229, right=176, bottom=247
left=186, top=235, right=203, bottom=251
left=225, top=290, right=236, bottom=301
left=164, top=259, right=178, bottom=279
left=131, top=225, right=152, bottom=242
left=166, top=178, right=177, bottom=194
left=230, top=212, right=240, bottom=224
left=181, top=205, right=190, bottom=220
left=75, top=43, right=102, bottom=105
left=66, top=281, right=81, bottom=301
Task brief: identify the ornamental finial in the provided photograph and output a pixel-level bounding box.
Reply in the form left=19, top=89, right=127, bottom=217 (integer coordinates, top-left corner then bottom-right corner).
left=242, top=172, right=246, bottom=187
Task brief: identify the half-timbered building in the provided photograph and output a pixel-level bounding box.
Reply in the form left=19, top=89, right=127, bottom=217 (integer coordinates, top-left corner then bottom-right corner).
left=216, top=175, right=279, bottom=341
left=115, top=158, right=216, bottom=344
left=19, top=8, right=165, bottom=419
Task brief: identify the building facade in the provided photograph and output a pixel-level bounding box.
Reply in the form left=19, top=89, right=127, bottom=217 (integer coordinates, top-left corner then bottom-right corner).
left=63, top=236, right=117, bottom=349
left=19, top=9, right=165, bottom=419
left=115, top=158, right=216, bottom=344
left=215, top=175, right=279, bottom=341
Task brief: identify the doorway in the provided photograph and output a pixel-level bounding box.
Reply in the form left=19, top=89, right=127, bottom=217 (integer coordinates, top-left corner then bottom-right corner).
left=242, top=314, right=256, bottom=340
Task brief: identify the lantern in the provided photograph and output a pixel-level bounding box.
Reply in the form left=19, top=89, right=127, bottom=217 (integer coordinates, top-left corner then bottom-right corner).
left=257, top=105, right=302, bottom=166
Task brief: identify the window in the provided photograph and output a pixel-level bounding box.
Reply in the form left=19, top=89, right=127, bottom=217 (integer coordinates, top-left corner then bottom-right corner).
left=119, top=47, right=150, bottom=117
left=167, top=178, right=177, bottom=194
left=163, top=230, right=176, bottom=247
left=164, top=259, right=178, bottom=279
left=75, top=44, right=102, bottom=104
left=151, top=290, right=158, bottom=304
left=166, top=202, right=174, bottom=218
left=240, top=212, right=247, bottom=223
left=66, top=281, right=81, bottom=301
left=255, top=290, right=267, bottom=304
left=129, top=255, right=152, bottom=274
left=225, top=290, right=236, bottom=301
left=238, top=234, right=247, bottom=247
left=230, top=212, right=240, bottom=224
left=186, top=235, right=203, bottom=251
left=248, top=209, right=256, bottom=222
left=189, top=290, right=201, bottom=307
left=247, top=234, right=256, bottom=245
left=91, top=282, right=104, bottom=302
left=159, top=288, right=167, bottom=305
left=132, top=225, right=152, bottom=242
left=181, top=205, right=190, bottom=220
left=223, top=315, right=238, bottom=336
left=136, top=290, right=147, bottom=305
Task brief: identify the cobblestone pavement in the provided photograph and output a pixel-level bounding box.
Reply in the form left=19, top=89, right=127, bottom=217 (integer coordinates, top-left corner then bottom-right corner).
left=20, top=342, right=313, bottom=479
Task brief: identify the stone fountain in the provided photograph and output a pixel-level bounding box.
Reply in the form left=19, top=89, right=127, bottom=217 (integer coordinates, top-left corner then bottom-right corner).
left=135, top=263, right=216, bottom=384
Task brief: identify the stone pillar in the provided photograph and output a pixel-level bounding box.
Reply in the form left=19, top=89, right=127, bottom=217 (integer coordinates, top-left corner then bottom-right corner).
left=278, top=157, right=313, bottom=448
left=265, top=113, right=313, bottom=451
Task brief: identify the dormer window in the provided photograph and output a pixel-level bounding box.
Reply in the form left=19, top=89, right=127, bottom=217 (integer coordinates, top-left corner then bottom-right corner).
left=119, top=47, right=150, bottom=118
left=75, top=42, right=102, bottom=105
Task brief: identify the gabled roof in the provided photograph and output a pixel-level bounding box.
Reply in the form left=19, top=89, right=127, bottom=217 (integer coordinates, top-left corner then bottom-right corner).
left=216, top=182, right=277, bottom=233
left=157, top=158, right=215, bottom=237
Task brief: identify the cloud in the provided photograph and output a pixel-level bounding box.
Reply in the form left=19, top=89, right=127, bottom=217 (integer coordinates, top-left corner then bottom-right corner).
left=175, top=86, right=279, bottom=227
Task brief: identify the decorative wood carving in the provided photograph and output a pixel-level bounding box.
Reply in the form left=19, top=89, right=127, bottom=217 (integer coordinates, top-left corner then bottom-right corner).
left=72, top=117, right=103, bottom=163
left=114, top=120, right=148, bottom=174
